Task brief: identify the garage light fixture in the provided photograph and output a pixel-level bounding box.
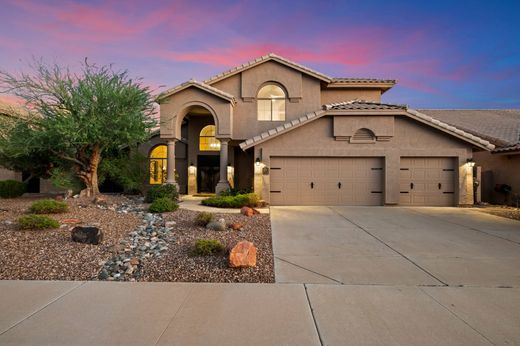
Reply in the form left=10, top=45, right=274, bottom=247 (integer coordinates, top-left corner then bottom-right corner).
left=466, top=158, right=475, bottom=167
left=255, top=158, right=261, bottom=166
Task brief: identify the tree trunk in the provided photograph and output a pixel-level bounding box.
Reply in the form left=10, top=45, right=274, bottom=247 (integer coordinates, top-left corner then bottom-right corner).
left=79, top=144, right=101, bottom=197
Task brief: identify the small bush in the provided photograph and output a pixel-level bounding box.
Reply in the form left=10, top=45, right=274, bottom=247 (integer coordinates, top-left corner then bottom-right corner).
left=0, top=180, right=27, bottom=198
left=194, top=211, right=213, bottom=227
left=193, top=239, right=225, bottom=256
left=201, top=193, right=259, bottom=208
left=145, top=184, right=179, bottom=203
left=18, top=214, right=59, bottom=230
left=149, top=197, right=179, bottom=213
left=29, top=199, right=68, bottom=214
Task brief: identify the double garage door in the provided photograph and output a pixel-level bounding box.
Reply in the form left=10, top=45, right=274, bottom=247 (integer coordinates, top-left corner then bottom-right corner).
left=270, top=157, right=384, bottom=206
left=269, top=156, right=457, bottom=206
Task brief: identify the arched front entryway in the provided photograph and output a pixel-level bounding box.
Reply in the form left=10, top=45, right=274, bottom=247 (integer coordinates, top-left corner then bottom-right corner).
left=165, top=104, right=232, bottom=195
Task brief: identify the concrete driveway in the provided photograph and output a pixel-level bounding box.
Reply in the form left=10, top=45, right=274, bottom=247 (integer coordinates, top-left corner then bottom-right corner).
left=271, top=206, right=520, bottom=287
left=271, top=206, right=520, bottom=345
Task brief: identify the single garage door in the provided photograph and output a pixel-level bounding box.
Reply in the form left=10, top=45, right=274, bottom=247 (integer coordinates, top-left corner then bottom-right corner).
left=399, top=157, right=456, bottom=206
left=270, top=157, right=384, bottom=206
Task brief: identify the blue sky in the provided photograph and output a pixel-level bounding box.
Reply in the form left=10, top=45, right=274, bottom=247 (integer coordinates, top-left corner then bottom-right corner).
left=0, top=0, right=519, bottom=108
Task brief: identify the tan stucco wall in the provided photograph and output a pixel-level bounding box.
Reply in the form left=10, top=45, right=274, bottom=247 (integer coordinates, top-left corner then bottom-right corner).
left=159, top=87, right=233, bottom=140
left=254, top=115, right=474, bottom=205
left=211, top=70, right=322, bottom=140
left=0, top=166, right=21, bottom=181
left=160, top=60, right=388, bottom=142
left=474, top=151, right=520, bottom=204
left=321, top=89, right=381, bottom=104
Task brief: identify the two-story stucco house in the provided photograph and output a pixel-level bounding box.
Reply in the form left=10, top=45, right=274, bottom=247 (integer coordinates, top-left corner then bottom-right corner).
left=155, top=53, right=495, bottom=206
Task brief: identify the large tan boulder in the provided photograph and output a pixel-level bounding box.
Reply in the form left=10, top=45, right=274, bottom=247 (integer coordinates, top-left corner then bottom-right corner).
left=229, top=241, right=257, bottom=268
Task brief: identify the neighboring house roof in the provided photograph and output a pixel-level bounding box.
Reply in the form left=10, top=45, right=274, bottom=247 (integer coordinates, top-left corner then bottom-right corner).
left=204, top=53, right=333, bottom=84
left=156, top=79, right=237, bottom=104
left=418, top=109, right=520, bottom=153
left=240, top=100, right=495, bottom=151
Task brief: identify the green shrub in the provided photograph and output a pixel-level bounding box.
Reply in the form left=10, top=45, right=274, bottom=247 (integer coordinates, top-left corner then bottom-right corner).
left=201, top=193, right=259, bottom=208
left=0, top=180, right=27, bottom=198
left=17, top=214, right=59, bottom=230
left=194, top=211, right=213, bottom=227
left=98, top=151, right=149, bottom=194
left=149, top=197, right=178, bottom=213
left=145, top=184, right=179, bottom=203
left=193, top=239, right=225, bottom=256
left=29, top=199, right=68, bottom=214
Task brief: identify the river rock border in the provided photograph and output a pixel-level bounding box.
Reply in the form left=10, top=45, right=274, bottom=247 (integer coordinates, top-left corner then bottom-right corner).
left=98, top=199, right=174, bottom=281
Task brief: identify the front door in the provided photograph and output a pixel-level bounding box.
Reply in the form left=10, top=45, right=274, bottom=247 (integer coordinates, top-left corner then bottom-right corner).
left=197, top=155, right=220, bottom=193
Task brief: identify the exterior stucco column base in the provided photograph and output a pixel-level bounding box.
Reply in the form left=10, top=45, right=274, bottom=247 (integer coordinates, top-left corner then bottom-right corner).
left=165, top=139, right=179, bottom=191
left=216, top=138, right=231, bottom=195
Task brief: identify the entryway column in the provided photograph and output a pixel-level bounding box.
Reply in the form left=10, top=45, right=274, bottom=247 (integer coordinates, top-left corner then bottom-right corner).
left=215, top=138, right=231, bottom=194
left=166, top=139, right=178, bottom=186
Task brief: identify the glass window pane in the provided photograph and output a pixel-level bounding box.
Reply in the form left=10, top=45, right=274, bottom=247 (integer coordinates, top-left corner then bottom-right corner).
left=272, top=99, right=286, bottom=121
left=150, top=145, right=167, bottom=158
left=257, top=99, right=271, bottom=121
left=258, top=84, right=285, bottom=98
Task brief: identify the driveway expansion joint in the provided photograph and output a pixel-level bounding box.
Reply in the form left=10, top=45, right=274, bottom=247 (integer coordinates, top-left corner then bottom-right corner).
left=303, top=284, right=324, bottom=346
left=328, top=207, right=448, bottom=286
left=275, top=256, right=343, bottom=284
left=418, top=286, right=497, bottom=346
left=0, top=281, right=86, bottom=337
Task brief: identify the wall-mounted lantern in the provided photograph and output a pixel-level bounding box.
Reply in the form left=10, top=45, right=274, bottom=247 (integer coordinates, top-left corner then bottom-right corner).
left=466, top=158, right=476, bottom=167
left=188, top=162, right=196, bottom=175
left=255, top=157, right=261, bottom=166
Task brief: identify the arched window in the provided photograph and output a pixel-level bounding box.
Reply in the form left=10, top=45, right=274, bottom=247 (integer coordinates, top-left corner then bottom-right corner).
left=350, top=128, right=376, bottom=143
left=149, top=145, right=167, bottom=184
left=199, top=125, right=220, bottom=151
left=257, top=84, right=286, bottom=121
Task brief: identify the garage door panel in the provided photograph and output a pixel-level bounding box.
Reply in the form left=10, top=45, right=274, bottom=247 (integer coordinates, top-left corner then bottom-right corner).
left=270, top=157, right=383, bottom=206
left=399, top=157, right=456, bottom=206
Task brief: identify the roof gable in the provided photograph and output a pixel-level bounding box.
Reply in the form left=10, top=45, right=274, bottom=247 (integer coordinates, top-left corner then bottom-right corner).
left=240, top=101, right=495, bottom=151
left=204, top=53, right=332, bottom=84
left=156, top=80, right=236, bottom=104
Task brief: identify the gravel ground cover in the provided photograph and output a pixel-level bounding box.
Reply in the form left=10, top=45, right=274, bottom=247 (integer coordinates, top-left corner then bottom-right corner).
left=474, top=205, right=520, bottom=221
left=0, top=195, right=274, bottom=283
left=0, top=195, right=141, bottom=280
left=140, top=209, right=275, bottom=283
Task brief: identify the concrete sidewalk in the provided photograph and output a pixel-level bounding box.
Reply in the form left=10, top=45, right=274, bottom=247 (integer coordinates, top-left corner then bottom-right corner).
left=1, top=280, right=519, bottom=345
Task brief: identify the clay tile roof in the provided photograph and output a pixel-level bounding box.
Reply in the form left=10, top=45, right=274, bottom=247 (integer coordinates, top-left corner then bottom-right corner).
left=156, top=79, right=236, bottom=103
left=204, top=53, right=333, bottom=84
left=417, top=109, right=520, bottom=149
left=323, top=100, right=407, bottom=111
left=240, top=100, right=495, bottom=151
left=331, top=78, right=397, bottom=84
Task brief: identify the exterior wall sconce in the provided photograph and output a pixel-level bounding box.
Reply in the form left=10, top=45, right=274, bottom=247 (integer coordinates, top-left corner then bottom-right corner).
left=466, top=158, right=476, bottom=167
left=255, top=158, right=261, bottom=166
left=188, top=163, right=196, bottom=175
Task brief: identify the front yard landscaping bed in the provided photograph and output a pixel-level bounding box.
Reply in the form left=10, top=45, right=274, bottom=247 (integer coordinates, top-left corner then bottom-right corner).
left=140, top=209, right=274, bottom=283
left=0, top=196, right=141, bottom=280
left=474, top=205, right=520, bottom=221
left=0, top=195, right=274, bottom=283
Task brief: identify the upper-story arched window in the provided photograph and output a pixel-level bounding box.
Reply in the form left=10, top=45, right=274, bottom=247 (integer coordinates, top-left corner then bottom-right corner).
left=199, top=125, right=220, bottom=151
left=257, top=84, right=286, bottom=121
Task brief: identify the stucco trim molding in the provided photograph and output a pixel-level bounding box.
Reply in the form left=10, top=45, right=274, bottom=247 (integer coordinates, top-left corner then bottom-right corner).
left=156, top=80, right=236, bottom=104
left=239, top=100, right=496, bottom=151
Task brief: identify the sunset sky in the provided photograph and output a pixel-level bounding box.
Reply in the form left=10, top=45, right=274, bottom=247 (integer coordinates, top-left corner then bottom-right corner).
left=0, top=0, right=519, bottom=108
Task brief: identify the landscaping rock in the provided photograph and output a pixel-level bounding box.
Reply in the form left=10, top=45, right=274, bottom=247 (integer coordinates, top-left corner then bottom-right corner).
left=229, top=241, right=257, bottom=268
left=240, top=206, right=254, bottom=217
left=93, top=196, right=108, bottom=205
left=55, top=195, right=64, bottom=201
left=62, top=218, right=81, bottom=224
left=206, top=220, right=226, bottom=232
left=71, top=226, right=104, bottom=245
left=230, top=222, right=243, bottom=231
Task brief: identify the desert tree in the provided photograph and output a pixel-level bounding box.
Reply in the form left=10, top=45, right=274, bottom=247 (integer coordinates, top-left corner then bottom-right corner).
left=0, top=59, right=156, bottom=196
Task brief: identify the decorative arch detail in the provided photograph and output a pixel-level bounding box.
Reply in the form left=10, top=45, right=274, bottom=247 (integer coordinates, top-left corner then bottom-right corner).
left=350, top=128, right=376, bottom=143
